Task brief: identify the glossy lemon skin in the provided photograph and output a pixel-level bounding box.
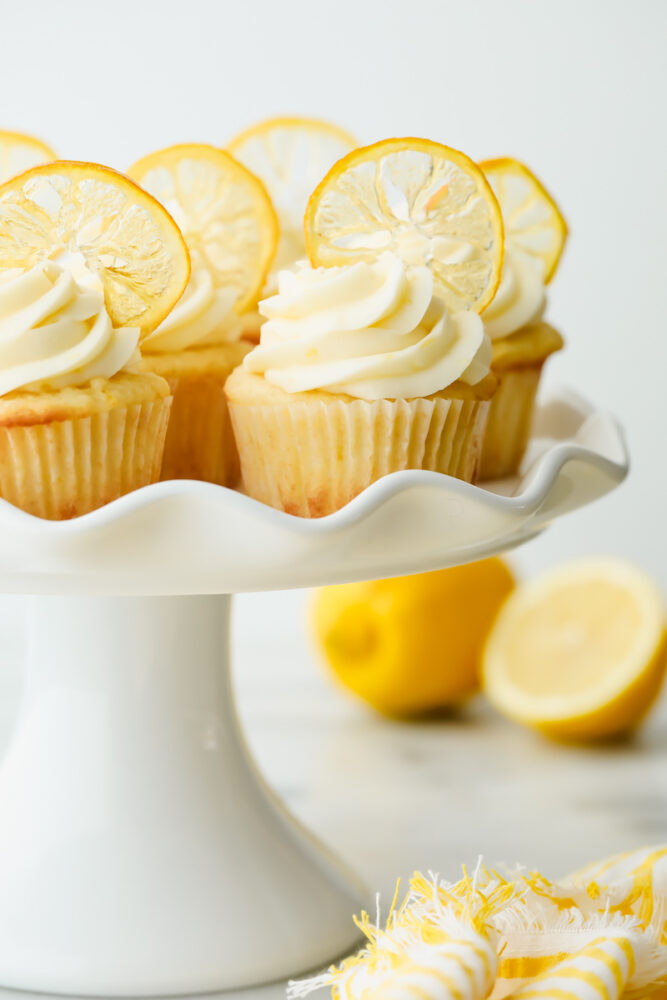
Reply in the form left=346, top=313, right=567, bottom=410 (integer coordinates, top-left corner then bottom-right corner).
left=312, top=558, right=515, bottom=717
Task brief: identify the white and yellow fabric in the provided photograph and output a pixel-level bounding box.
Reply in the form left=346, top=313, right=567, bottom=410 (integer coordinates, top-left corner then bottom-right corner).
left=290, top=848, right=667, bottom=1000
left=290, top=871, right=509, bottom=1000
left=504, top=935, right=641, bottom=1000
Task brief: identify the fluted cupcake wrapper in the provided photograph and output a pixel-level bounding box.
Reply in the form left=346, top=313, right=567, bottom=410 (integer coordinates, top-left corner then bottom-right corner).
left=228, top=394, right=491, bottom=518
left=0, top=398, right=171, bottom=520
left=160, top=373, right=240, bottom=486
left=479, top=365, right=543, bottom=481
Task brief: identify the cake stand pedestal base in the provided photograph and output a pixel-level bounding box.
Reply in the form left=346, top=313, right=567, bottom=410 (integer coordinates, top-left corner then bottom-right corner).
left=0, top=595, right=364, bottom=997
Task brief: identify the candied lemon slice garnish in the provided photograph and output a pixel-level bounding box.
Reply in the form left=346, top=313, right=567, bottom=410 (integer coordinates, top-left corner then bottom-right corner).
left=305, top=137, right=504, bottom=314
left=129, top=144, right=277, bottom=313
left=0, top=130, right=56, bottom=183
left=480, top=157, right=567, bottom=283
left=228, top=116, right=356, bottom=272
left=0, top=160, right=190, bottom=334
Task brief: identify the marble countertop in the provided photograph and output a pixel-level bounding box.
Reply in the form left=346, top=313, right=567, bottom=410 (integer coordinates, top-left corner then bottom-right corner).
left=231, top=593, right=667, bottom=895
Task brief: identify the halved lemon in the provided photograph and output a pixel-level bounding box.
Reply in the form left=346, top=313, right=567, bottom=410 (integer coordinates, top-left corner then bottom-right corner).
left=228, top=116, right=356, bottom=272
left=129, top=144, right=278, bottom=313
left=305, top=138, right=504, bottom=314
left=0, top=130, right=56, bottom=183
left=480, top=157, right=567, bottom=283
left=0, top=161, right=190, bottom=334
left=483, top=558, right=667, bottom=740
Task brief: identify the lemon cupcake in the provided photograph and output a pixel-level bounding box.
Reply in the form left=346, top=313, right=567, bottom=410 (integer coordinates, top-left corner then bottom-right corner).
left=0, top=162, right=189, bottom=519
left=228, top=116, right=356, bottom=344
left=478, top=158, right=567, bottom=480
left=227, top=138, right=505, bottom=518
left=128, top=144, right=277, bottom=484
left=227, top=253, right=496, bottom=517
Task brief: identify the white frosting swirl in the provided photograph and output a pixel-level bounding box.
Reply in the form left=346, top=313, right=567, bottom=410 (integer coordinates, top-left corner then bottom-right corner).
left=483, top=249, right=546, bottom=340
left=143, top=267, right=242, bottom=353
left=244, top=254, right=491, bottom=400
left=0, top=261, right=140, bottom=397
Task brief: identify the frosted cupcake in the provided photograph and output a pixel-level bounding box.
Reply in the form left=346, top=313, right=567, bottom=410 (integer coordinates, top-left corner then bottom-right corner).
left=0, top=162, right=189, bottom=519
left=227, top=137, right=505, bottom=517
left=128, top=144, right=278, bottom=484
left=226, top=254, right=496, bottom=517
left=479, top=158, right=567, bottom=480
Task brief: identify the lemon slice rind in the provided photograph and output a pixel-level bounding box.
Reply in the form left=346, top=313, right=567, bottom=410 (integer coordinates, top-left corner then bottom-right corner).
left=0, top=160, right=190, bottom=334
left=480, top=156, right=568, bottom=284
left=129, top=143, right=278, bottom=313
left=305, top=137, right=504, bottom=314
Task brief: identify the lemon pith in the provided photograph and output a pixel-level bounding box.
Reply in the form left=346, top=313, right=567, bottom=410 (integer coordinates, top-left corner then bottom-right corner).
left=305, top=137, right=504, bottom=314
left=483, top=558, right=666, bottom=740
left=480, top=156, right=568, bottom=284
left=0, top=160, right=190, bottom=335
left=128, top=144, right=278, bottom=313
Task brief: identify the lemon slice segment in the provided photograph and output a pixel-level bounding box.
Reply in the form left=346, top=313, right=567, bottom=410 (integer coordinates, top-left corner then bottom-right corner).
left=483, top=558, right=667, bottom=740
left=480, top=157, right=567, bottom=283
left=305, top=137, right=504, bottom=314
left=129, top=144, right=278, bottom=313
left=228, top=117, right=356, bottom=272
left=0, top=130, right=56, bottom=183
left=0, top=161, right=190, bottom=334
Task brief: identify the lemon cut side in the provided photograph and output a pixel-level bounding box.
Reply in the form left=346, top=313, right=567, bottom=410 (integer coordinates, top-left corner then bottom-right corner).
left=0, top=129, right=56, bottom=184
left=0, top=161, right=190, bottom=334
left=483, top=558, right=666, bottom=740
left=480, top=157, right=567, bottom=283
left=129, top=144, right=278, bottom=313
left=306, top=137, right=504, bottom=314
left=228, top=116, right=356, bottom=273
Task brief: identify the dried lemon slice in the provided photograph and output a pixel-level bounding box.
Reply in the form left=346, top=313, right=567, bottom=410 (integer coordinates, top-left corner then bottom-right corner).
left=129, top=144, right=278, bottom=313
left=0, top=160, right=190, bottom=334
left=480, top=157, right=567, bottom=283
left=0, top=130, right=56, bottom=183
left=305, top=138, right=504, bottom=314
left=228, top=116, right=356, bottom=272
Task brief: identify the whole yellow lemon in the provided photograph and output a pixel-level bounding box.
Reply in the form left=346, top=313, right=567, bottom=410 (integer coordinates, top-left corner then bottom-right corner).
left=311, top=558, right=515, bottom=716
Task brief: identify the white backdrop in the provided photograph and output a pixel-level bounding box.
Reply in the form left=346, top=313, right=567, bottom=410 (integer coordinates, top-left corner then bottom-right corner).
left=2, top=0, right=665, bottom=626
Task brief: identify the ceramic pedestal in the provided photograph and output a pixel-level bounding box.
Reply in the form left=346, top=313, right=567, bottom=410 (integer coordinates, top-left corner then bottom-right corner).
left=0, top=388, right=628, bottom=995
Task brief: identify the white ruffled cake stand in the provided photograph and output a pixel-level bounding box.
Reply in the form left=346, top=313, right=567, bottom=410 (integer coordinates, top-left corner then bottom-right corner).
left=0, top=386, right=627, bottom=997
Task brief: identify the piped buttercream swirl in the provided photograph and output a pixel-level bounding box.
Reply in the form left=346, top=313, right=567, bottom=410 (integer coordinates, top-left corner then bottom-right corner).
left=482, top=250, right=546, bottom=340
left=0, top=261, right=140, bottom=396
left=244, top=253, right=491, bottom=400
left=143, top=267, right=242, bottom=354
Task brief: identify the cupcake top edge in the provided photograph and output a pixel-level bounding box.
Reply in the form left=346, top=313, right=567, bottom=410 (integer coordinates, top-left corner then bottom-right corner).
left=243, top=252, right=492, bottom=401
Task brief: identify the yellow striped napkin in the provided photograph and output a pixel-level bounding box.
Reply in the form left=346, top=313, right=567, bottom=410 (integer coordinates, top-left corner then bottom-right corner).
left=505, top=935, right=642, bottom=1000
left=289, top=847, right=667, bottom=1000
left=290, top=869, right=509, bottom=1000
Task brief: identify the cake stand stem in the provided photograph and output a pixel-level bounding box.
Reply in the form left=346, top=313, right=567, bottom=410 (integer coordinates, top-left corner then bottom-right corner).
left=0, top=594, right=364, bottom=996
